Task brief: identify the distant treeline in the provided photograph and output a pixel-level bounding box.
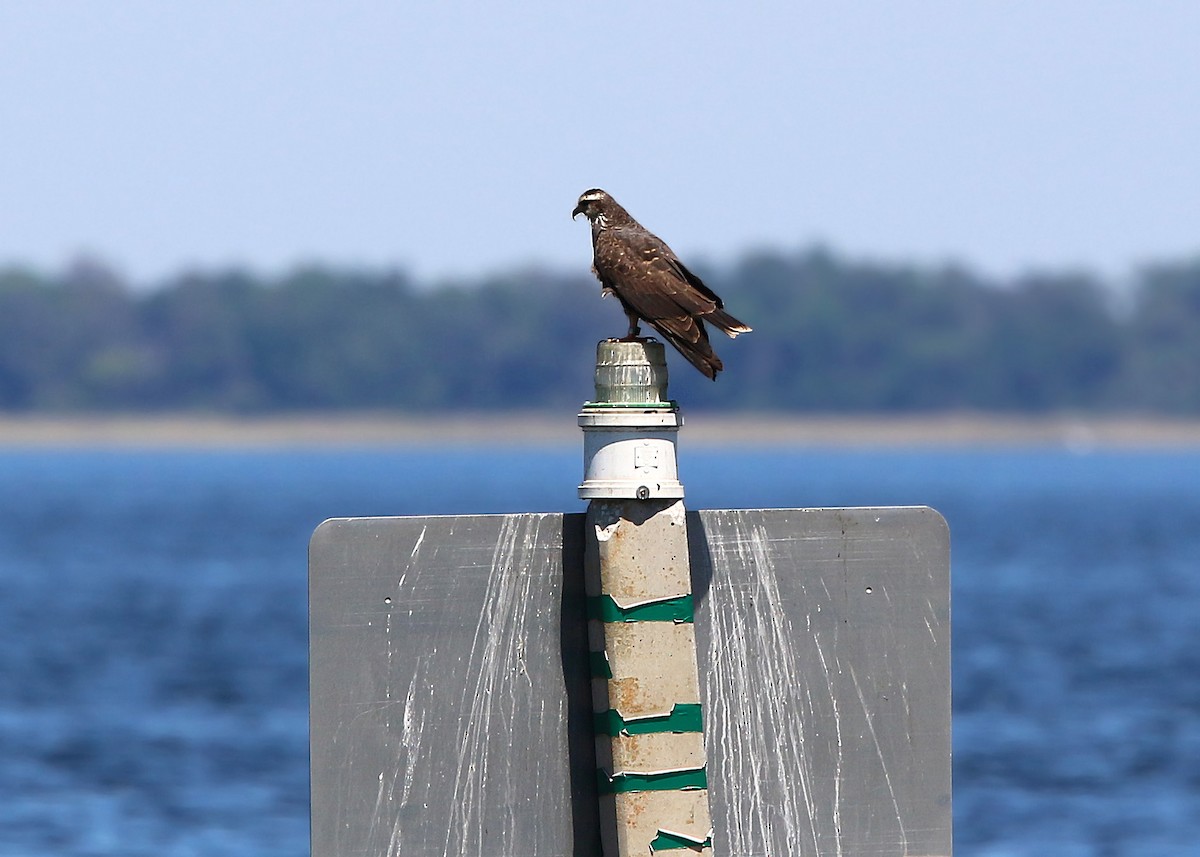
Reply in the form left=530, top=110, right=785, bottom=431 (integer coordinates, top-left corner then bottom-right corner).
left=1, top=249, right=1198, bottom=413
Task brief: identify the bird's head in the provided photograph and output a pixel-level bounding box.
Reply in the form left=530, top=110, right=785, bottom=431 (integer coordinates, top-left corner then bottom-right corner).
left=572, top=188, right=615, bottom=224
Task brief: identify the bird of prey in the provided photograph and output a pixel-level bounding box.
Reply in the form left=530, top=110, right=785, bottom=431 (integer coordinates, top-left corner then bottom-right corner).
left=572, top=188, right=751, bottom=380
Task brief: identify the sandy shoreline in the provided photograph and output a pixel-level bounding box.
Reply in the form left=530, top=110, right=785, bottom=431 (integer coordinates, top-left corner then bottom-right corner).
left=0, top=412, right=1197, bottom=449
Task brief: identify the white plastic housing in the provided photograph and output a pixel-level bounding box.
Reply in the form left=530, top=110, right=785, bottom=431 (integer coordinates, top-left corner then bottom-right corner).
left=578, top=408, right=684, bottom=499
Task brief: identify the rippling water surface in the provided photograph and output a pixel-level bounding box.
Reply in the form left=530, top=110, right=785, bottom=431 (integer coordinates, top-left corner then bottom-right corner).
left=1, top=446, right=1197, bottom=855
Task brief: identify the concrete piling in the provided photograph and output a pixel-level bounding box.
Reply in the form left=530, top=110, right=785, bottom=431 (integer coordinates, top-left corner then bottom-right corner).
left=579, top=341, right=714, bottom=855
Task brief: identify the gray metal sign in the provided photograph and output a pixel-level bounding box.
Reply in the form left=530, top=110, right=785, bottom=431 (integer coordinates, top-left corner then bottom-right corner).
left=309, top=506, right=950, bottom=856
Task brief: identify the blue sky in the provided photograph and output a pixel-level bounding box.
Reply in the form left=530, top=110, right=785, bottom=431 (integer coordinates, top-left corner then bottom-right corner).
left=2, top=1, right=1198, bottom=285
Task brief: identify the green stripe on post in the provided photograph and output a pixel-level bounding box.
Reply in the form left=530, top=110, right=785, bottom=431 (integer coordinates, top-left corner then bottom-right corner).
left=589, top=650, right=613, bottom=678
left=594, top=703, right=704, bottom=736
left=649, top=830, right=714, bottom=851
left=597, top=766, right=708, bottom=794
left=586, top=593, right=694, bottom=623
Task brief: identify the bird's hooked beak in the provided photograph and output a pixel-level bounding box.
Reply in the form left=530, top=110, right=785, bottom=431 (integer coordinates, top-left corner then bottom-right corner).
left=571, top=201, right=586, bottom=220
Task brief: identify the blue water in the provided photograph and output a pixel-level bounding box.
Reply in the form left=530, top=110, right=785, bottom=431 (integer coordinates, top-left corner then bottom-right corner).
left=1, top=445, right=1198, bottom=856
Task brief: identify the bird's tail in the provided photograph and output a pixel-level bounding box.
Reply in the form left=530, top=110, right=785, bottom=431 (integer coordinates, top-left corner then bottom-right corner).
left=707, top=308, right=752, bottom=339
left=656, top=323, right=723, bottom=381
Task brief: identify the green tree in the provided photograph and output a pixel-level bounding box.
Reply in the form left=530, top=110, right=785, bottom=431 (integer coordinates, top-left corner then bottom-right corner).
left=1119, top=260, right=1200, bottom=412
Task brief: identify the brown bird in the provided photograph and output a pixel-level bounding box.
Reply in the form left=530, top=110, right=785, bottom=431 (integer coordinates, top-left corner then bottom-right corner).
left=572, top=188, right=751, bottom=380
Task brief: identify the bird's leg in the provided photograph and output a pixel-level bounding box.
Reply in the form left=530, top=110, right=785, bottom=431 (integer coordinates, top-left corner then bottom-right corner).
left=620, top=310, right=642, bottom=341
